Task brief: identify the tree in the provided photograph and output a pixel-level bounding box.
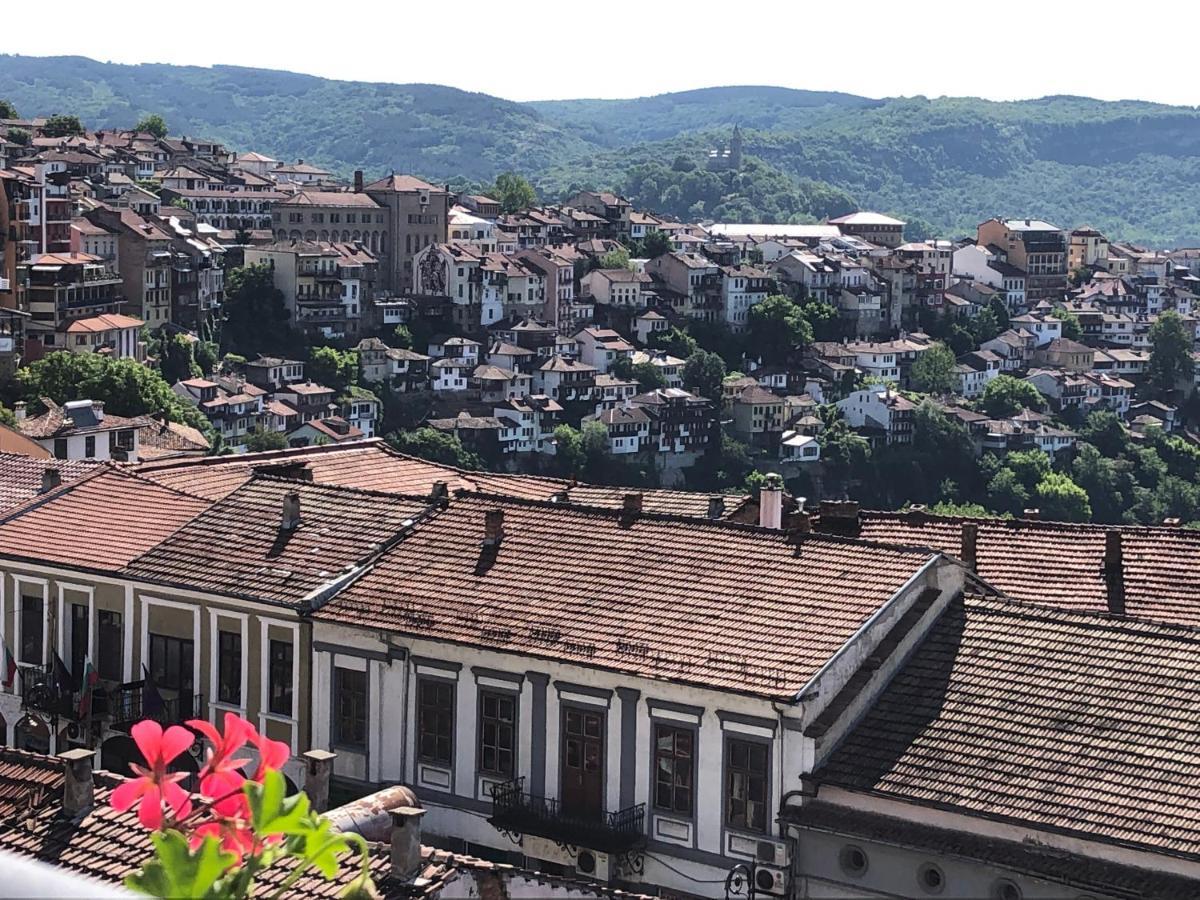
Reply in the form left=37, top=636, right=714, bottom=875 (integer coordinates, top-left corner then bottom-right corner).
left=221, top=264, right=299, bottom=359
left=387, top=427, right=482, bottom=470
left=909, top=343, right=956, bottom=394
left=747, top=295, right=813, bottom=365
left=1072, top=443, right=1128, bottom=524
left=1035, top=472, right=1092, bottom=522
left=682, top=350, right=726, bottom=398
left=7, top=128, right=30, bottom=147
left=159, top=333, right=201, bottom=385
left=42, top=115, right=84, bottom=138
left=599, top=247, right=631, bottom=270
left=194, top=341, right=219, bottom=376
left=0, top=99, right=17, bottom=119
left=307, top=346, right=357, bottom=392
left=630, top=361, right=667, bottom=392
left=648, top=327, right=698, bottom=359
left=969, top=306, right=1001, bottom=344
left=642, top=230, right=672, bottom=258
left=0, top=404, right=16, bottom=428
left=946, top=323, right=974, bottom=356
left=244, top=426, right=288, bottom=452
left=1051, top=307, right=1083, bottom=341
left=391, top=324, right=413, bottom=349
left=981, top=374, right=1043, bottom=417
left=491, top=172, right=537, bottom=214
left=134, top=114, right=168, bottom=138
left=819, top=419, right=870, bottom=483
left=1079, top=410, right=1129, bottom=458
left=552, top=424, right=585, bottom=477
left=986, top=296, right=1010, bottom=330
left=1147, top=310, right=1195, bottom=395
left=986, top=468, right=1030, bottom=517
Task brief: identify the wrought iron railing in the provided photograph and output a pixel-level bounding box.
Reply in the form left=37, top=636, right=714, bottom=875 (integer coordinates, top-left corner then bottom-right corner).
left=19, top=663, right=77, bottom=719
left=108, top=681, right=204, bottom=730
left=488, top=776, right=645, bottom=853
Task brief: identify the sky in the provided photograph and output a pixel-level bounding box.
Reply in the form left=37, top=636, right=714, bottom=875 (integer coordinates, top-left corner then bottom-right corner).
left=3, top=0, right=1200, bottom=107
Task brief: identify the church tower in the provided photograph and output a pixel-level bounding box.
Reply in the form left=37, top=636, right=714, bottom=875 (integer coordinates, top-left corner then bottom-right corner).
left=730, top=124, right=743, bottom=170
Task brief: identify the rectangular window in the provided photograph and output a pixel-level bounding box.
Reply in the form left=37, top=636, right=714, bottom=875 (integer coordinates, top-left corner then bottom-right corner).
left=726, top=739, right=768, bottom=833
left=53, top=438, right=67, bottom=460
left=98, top=610, right=122, bottom=682
left=478, top=691, right=516, bottom=777
left=654, top=724, right=694, bottom=815
left=217, top=631, right=242, bottom=705
left=149, top=633, right=194, bottom=693
left=417, top=678, right=454, bottom=766
left=20, top=594, right=44, bottom=664
left=333, top=667, right=368, bottom=749
left=69, top=603, right=88, bottom=680
left=84, top=435, right=96, bottom=458
left=268, top=640, right=293, bottom=716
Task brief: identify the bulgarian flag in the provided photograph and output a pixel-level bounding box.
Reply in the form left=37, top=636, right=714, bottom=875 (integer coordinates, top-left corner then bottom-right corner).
left=1, top=641, right=15, bottom=691
left=77, top=656, right=98, bottom=718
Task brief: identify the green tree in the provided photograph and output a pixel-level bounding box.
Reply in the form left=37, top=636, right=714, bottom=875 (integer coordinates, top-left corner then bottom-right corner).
left=928, top=501, right=993, bottom=517
left=391, top=325, right=413, bottom=349
left=1051, top=307, right=1083, bottom=341
left=631, top=361, right=667, bottom=392
left=1147, top=310, right=1195, bottom=395
left=642, top=230, right=672, bottom=258
left=0, top=99, right=17, bottom=119
left=986, top=296, right=1010, bottom=330
left=7, top=127, right=30, bottom=147
left=599, top=246, right=631, bottom=270
left=491, top=172, right=537, bottom=214
left=244, top=426, right=288, bottom=452
left=553, top=424, right=585, bottom=477
left=0, top=404, right=16, bottom=428
left=1035, top=471, right=1092, bottom=522
left=747, top=294, right=813, bottom=365
left=969, top=306, right=1001, bottom=344
left=194, top=341, right=219, bottom=375
left=648, top=327, right=698, bottom=359
left=1072, top=443, right=1128, bottom=524
left=819, top=419, right=870, bottom=483
left=43, top=114, right=85, bottom=137
left=946, top=323, right=974, bottom=356
left=1005, top=449, right=1053, bottom=492
left=134, top=114, right=169, bottom=138
left=981, top=374, right=1044, bottom=417
left=986, top=467, right=1030, bottom=517
left=682, top=349, right=726, bottom=398
left=307, top=346, right=357, bottom=392
left=221, top=264, right=298, bottom=359
left=1078, top=410, right=1129, bottom=458
left=386, top=427, right=482, bottom=469
left=909, top=343, right=956, bottom=394
left=159, top=333, right=201, bottom=385
left=16, top=352, right=209, bottom=434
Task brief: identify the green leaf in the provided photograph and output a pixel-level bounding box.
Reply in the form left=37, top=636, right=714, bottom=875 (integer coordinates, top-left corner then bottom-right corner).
left=125, top=831, right=235, bottom=899
left=295, top=818, right=353, bottom=879
left=246, top=771, right=315, bottom=837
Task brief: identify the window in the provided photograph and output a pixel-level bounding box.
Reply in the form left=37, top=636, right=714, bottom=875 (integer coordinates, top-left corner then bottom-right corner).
left=654, top=724, right=694, bottom=815
left=20, top=594, right=44, bottom=664
left=97, top=610, right=122, bottom=681
left=478, top=691, right=516, bottom=777
left=333, top=667, right=368, bottom=749
left=268, top=640, right=293, bottom=716
left=149, top=633, right=194, bottom=692
left=84, top=435, right=96, bottom=458
left=53, top=438, right=67, bottom=460
left=417, top=679, right=454, bottom=766
left=217, top=631, right=242, bottom=705
left=725, top=738, right=768, bottom=833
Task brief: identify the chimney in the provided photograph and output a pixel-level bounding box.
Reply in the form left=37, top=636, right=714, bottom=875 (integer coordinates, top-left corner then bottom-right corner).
left=707, top=495, right=725, bottom=519
left=960, top=522, right=978, bottom=572
left=12, top=401, right=25, bottom=422
left=1163, top=517, right=1182, bottom=527
left=430, top=480, right=448, bottom=501
left=758, top=473, right=783, bottom=530
left=353, top=170, right=364, bottom=193
left=483, top=508, right=505, bottom=546
left=281, top=490, right=302, bottom=531
left=40, top=467, right=61, bottom=493
left=389, top=807, right=427, bottom=881
left=91, top=399, right=105, bottom=421
left=786, top=500, right=812, bottom=544
left=303, top=749, right=337, bottom=813
left=1105, top=530, right=1125, bottom=616
left=59, top=748, right=95, bottom=818
left=622, top=492, right=643, bottom=516
left=1022, top=508, right=1040, bottom=521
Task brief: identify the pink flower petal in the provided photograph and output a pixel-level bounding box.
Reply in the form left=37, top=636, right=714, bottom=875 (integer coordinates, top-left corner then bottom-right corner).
left=110, top=778, right=147, bottom=813
left=137, top=786, right=164, bottom=830
left=130, top=720, right=165, bottom=766
left=158, top=725, right=195, bottom=765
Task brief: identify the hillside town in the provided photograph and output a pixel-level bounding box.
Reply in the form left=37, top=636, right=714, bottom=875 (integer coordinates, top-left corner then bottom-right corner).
left=0, top=109, right=1200, bottom=899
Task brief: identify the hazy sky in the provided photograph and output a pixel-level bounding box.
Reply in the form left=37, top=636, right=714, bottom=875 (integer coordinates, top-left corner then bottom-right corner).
left=4, top=0, right=1199, bottom=107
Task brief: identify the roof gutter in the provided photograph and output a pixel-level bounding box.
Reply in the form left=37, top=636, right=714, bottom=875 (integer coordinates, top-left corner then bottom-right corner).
left=792, top=553, right=943, bottom=705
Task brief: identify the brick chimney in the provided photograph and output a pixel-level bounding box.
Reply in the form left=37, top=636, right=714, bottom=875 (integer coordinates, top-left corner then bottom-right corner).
left=281, top=490, right=302, bottom=531
left=354, top=170, right=364, bottom=193
left=430, top=480, right=448, bottom=501
left=302, top=749, right=337, bottom=813
left=389, top=807, right=427, bottom=881
left=59, top=748, right=95, bottom=818
left=40, top=467, right=62, bottom=493
left=960, top=522, right=979, bottom=572
left=758, top=474, right=783, bottom=529
left=1105, top=530, right=1125, bottom=616
left=622, top=492, right=643, bottom=516
left=483, top=509, right=505, bottom=547
left=707, top=495, right=725, bottom=519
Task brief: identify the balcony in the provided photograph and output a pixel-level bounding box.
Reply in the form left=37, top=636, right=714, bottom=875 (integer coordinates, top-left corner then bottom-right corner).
left=488, top=777, right=646, bottom=854
left=20, top=663, right=78, bottom=719
left=108, top=680, right=204, bottom=731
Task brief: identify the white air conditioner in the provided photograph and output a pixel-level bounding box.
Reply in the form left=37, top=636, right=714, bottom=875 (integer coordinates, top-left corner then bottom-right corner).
left=755, top=838, right=791, bottom=868
left=574, top=849, right=610, bottom=882
left=753, top=864, right=788, bottom=897
left=418, top=190, right=430, bottom=206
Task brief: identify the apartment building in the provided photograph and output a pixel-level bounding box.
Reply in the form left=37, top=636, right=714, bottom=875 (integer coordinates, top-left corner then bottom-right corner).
left=976, top=218, right=1068, bottom=302
left=365, top=174, right=449, bottom=292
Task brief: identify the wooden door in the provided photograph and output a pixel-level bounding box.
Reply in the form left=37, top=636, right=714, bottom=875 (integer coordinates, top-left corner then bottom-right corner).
left=561, top=707, right=604, bottom=820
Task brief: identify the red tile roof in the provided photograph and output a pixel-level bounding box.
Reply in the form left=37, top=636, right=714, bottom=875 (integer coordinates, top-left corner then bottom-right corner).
left=819, top=594, right=1200, bottom=859
left=854, top=510, right=1200, bottom=625
left=0, top=468, right=210, bottom=571
left=316, top=494, right=941, bottom=698
left=0, top=453, right=99, bottom=513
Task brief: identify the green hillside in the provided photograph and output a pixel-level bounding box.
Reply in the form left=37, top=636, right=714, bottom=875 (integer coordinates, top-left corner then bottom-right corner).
left=7, top=55, right=1200, bottom=244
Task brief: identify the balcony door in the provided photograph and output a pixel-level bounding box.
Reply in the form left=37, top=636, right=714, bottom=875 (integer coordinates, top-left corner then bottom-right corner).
left=561, top=707, right=604, bottom=821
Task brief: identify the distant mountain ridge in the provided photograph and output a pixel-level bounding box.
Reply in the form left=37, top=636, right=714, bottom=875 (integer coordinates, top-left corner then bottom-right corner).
left=6, top=55, right=1200, bottom=244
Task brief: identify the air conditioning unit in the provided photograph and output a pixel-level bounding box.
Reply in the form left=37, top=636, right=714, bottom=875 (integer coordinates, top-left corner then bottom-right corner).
left=755, top=838, right=790, bottom=869
left=418, top=190, right=430, bottom=206
left=574, top=849, right=610, bottom=882
left=753, top=864, right=788, bottom=897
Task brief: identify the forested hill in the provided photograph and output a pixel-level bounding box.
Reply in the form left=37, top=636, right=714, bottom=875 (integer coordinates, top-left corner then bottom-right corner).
left=7, top=55, right=1200, bottom=244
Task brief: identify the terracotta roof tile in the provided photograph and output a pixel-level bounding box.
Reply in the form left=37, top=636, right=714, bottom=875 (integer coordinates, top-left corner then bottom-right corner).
left=316, top=495, right=940, bottom=698
left=0, top=453, right=99, bottom=513
left=820, top=595, right=1200, bottom=858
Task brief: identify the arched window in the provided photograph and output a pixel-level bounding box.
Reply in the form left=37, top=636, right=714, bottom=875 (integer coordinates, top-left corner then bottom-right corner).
left=304, top=230, right=316, bottom=242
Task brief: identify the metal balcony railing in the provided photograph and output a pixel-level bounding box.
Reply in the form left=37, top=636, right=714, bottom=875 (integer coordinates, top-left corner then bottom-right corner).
left=20, top=663, right=77, bottom=719
left=108, top=680, right=204, bottom=730
left=488, top=776, right=645, bottom=853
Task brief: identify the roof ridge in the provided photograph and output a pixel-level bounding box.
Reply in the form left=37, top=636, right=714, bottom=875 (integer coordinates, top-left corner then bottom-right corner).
left=964, top=591, right=1200, bottom=638
left=135, top=437, right=387, bottom=472
left=864, top=508, right=1197, bottom=536
left=0, top=461, right=124, bottom=525
left=244, top=472, right=440, bottom=505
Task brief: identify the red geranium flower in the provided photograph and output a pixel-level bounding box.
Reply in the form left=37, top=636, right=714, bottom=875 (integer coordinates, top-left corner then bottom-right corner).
left=188, top=712, right=254, bottom=816
left=250, top=729, right=290, bottom=781
left=110, top=720, right=195, bottom=829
